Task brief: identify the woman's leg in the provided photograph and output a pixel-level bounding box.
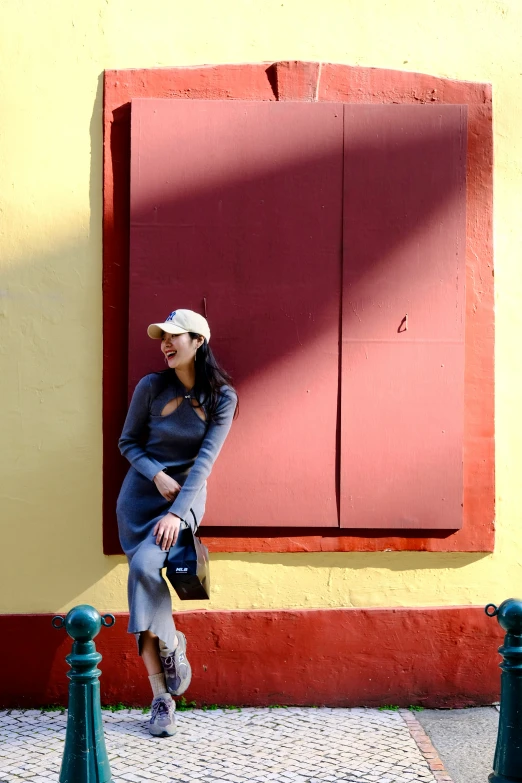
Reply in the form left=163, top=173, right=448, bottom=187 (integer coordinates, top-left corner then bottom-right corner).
left=138, top=630, right=180, bottom=677
left=141, top=633, right=177, bottom=738
left=140, top=630, right=162, bottom=675
left=126, top=531, right=190, bottom=704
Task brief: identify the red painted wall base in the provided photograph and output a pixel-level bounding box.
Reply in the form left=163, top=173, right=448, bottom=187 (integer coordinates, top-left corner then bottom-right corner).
left=0, top=607, right=502, bottom=709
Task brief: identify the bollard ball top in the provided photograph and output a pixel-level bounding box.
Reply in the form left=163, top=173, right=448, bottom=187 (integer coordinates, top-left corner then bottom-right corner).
left=64, top=604, right=102, bottom=642
left=495, top=599, right=522, bottom=635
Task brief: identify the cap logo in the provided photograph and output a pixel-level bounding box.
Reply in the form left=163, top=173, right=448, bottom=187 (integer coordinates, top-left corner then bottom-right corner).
left=165, top=311, right=177, bottom=322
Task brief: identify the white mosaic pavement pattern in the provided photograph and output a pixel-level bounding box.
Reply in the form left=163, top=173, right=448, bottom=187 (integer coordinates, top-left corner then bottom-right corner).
left=0, top=707, right=437, bottom=783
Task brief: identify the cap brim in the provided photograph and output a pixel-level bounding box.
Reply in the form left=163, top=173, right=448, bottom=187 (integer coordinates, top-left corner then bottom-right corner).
left=147, top=323, right=188, bottom=339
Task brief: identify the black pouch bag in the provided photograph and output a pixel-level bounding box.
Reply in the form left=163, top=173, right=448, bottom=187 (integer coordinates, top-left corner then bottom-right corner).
left=166, top=521, right=210, bottom=600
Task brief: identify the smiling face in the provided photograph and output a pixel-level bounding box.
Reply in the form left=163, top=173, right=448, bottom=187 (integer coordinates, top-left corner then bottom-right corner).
left=161, top=331, right=204, bottom=370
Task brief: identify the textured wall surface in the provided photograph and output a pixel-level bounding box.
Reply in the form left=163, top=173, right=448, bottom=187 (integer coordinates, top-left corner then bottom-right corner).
left=0, top=0, right=519, bottom=614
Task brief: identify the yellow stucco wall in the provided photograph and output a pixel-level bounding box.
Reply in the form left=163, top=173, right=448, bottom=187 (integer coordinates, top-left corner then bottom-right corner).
left=0, top=0, right=519, bottom=614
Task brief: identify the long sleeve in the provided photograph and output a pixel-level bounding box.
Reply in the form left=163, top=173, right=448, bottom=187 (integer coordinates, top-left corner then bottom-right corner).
left=169, top=386, right=237, bottom=521
left=118, top=375, right=167, bottom=481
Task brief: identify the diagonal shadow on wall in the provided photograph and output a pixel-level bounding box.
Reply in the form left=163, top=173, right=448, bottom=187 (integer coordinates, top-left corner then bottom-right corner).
left=106, top=98, right=467, bottom=543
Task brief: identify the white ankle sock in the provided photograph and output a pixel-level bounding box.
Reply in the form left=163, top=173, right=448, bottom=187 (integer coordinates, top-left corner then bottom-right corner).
left=149, top=672, right=169, bottom=698
left=159, top=635, right=178, bottom=656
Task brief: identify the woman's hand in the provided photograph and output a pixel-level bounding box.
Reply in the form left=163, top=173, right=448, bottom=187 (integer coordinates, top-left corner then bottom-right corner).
left=153, top=471, right=181, bottom=501
left=153, top=512, right=182, bottom=551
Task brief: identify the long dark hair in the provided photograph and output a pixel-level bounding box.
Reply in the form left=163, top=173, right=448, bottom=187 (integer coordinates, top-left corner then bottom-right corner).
left=156, top=333, right=239, bottom=424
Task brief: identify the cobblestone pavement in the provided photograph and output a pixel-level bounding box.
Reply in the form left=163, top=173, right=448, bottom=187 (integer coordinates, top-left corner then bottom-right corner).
left=0, top=706, right=449, bottom=783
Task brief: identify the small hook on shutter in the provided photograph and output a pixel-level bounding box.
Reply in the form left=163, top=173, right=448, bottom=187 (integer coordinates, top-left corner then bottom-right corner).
left=398, top=314, right=408, bottom=333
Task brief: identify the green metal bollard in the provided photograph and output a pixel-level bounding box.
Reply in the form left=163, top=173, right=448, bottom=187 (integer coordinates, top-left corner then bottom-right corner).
left=52, top=604, right=115, bottom=783
left=485, top=599, right=522, bottom=783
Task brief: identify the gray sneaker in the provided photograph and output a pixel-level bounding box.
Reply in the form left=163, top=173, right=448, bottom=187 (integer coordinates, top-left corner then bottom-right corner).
left=148, top=694, right=176, bottom=737
left=161, top=630, right=192, bottom=696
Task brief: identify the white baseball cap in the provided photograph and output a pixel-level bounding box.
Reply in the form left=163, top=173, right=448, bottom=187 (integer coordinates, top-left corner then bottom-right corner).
left=147, top=309, right=211, bottom=342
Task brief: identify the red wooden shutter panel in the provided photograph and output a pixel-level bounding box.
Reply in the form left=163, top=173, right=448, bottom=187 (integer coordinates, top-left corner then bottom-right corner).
left=129, top=99, right=343, bottom=527
left=340, top=104, right=467, bottom=529
left=129, top=99, right=467, bottom=531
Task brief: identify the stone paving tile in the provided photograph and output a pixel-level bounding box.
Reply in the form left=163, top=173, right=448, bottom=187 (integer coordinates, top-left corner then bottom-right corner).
left=0, top=707, right=440, bottom=783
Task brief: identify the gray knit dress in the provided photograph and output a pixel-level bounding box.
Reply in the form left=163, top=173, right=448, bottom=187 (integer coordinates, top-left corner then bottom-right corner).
left=116, top=371, right=237, bottom=651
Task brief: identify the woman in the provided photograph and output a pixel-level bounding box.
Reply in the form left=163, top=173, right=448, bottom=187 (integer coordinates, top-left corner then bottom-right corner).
left=116, top=308, right=238, bottom=737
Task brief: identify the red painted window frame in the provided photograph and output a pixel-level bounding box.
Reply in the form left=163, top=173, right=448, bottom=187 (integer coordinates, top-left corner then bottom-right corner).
left=103, top=61, right=494, bottom=555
